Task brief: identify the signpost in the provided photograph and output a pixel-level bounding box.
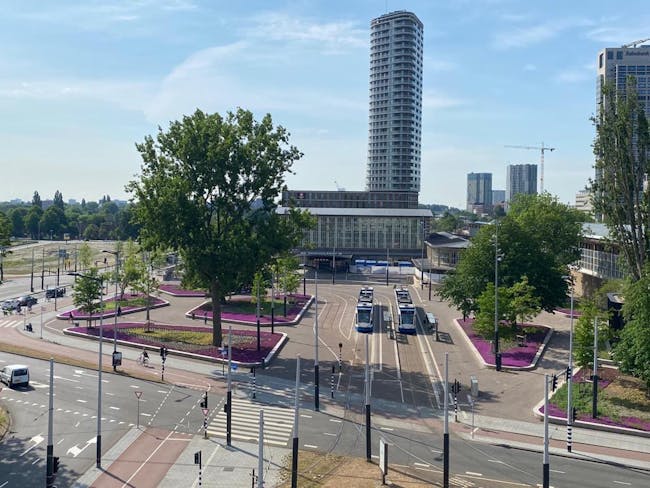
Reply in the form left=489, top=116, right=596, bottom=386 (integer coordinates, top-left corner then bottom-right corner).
left=134, top=391, right=142, bottom=428
left=379, top=438, right=389, bottom=485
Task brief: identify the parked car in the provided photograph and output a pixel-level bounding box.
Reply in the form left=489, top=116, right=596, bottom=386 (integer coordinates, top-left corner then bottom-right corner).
left=45, top=287, right=66, bottom=299
left=18, top=295, right=37, bottom=307
left=0, top=364, right=30, bottom=387
left=1, top=299, right=19, bottom=312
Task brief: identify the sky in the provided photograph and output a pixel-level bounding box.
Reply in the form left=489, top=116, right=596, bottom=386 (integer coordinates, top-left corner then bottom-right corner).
left=1, top=0, right=648, bottom=209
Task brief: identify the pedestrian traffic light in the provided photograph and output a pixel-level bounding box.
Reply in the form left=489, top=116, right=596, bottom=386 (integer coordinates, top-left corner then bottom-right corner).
left=200, top=391, right=208, bottom=409
left=53, top=456, right=60, bottom=473
left=551, top=374, right=558, bottom=391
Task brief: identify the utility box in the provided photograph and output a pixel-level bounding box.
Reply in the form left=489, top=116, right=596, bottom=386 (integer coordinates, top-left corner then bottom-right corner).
left=470, top=375, right=479, bottom=398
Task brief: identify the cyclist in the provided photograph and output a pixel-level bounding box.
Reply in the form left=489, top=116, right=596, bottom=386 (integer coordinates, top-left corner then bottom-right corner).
left=139, top=349, right=150, bottom=366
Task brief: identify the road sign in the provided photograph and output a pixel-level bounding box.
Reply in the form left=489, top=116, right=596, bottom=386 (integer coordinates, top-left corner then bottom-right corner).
left=231, top=363, right=238, bottom=371
left=202, top=408, right=209, bottom=417
left=135, top=391, right=142, bottom=399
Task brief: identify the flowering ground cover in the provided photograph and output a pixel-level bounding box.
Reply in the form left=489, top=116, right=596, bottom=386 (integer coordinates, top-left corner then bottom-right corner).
left=57, top=294, right=168, bottom=320
left=541, top=367, right=650, bottom=432
left=190, top=294, right=311, bottom=325
left=456, top=318, right=549, bottom=368
left=158, top=284, right=207, bottom=297
left=66, top=322, right=283, bottom=364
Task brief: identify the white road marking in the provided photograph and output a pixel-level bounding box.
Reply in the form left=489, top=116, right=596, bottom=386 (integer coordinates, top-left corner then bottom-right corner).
left=303, top=444, right=318, bottom=449
left=329, top=419, right=342, bottom=423
left=109, top=406, right=120, bottom=410
left=488, top=459, right=504, bottom=464
left=380, top=427, right=393, bottom=431
left=76, top=399, right=87, bottom=403
left=550, top=469, right=565, bottom=474
left=323, top=432, right=337, bottom=436
left=414, top=462, right=430, bottom=467
left=613, top=482, right=631, bottom=486
left=466, top=471, right=483, bottom=476
left=300, top=414, right=312, bottom=419
left=21, top=434, right=44, bottom=456
left=140, top=413, right=152, bottom=417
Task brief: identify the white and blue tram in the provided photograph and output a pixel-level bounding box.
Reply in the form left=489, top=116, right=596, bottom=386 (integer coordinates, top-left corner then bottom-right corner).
left=355, top=287, right=374, bottom=333
left=395, top=287, right=416, bottom=334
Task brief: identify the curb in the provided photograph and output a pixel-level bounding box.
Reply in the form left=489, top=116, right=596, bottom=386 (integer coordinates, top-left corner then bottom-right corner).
left=452, top=318, right=553, bottom=371
left=56, top=297, right=170, bottom=321
left=62, top=326, right=289, bottom=368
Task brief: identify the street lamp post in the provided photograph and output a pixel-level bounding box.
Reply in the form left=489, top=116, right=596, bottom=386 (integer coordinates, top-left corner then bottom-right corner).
left=102, top=249, right=120, bottom=371
left=68, top=271, right=104, bottom=468
left=566, top=271, right=575, bottom=452
left=494, top=221, right=502, bottom=371
left=314, top=267, right=319, bottom=411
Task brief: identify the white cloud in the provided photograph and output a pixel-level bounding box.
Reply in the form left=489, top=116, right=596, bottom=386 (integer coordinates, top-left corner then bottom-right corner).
left=242, top=12, right=367, bottom=53
left=554, top=62, right=595, bottom=84
left=585, top=24, right=650, bottom=45
left=492, top=18, right=592, bottom=49
left=0, top=78, right=153, bottom=112
left=422, top=91, right=466, bottom=110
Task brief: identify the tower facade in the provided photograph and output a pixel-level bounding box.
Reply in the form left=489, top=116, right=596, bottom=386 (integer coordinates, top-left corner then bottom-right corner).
left=466, top=173, right=492, bottom=213
left=597, top=46, right=650, bottom=116
left=506, top=164, right=537, bottom=203
left=366, top=11, right=424, bottom=193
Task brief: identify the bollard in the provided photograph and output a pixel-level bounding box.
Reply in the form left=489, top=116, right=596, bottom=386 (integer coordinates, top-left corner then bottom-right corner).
left=251, top=367, right=257, bottom=399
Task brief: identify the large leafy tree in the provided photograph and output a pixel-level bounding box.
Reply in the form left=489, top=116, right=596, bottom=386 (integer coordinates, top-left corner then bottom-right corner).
left=438, top=194, right=582, bottom=317
left=616, top=267, right=650, bottom=390
left=590, top=77, right=650, bottom=281
left=71, top=268, right=104, bottom=326
left=127, top=108, right=314, bottom=346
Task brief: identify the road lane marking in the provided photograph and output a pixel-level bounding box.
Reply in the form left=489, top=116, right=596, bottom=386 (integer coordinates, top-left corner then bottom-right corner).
left=300, top=414, right=312, bottom=419
left=465, top=471, right=482, bottom=476
left=613, top=482, right=631, bottom=486
left=109, top=406, right=120, bottom=410
left=323, top=433, right=337, bottom=436
left=140, top=413, right=152, bottom=417
left=488, top=459, right=504, bottom=464
left=380, top=427, right=393, bottom=431
left=550, top=469, right=565, bottom=474
left=303, top=444, right=318, bottom=449
left=20, top=434, right=44, bottom=456
left=414, top=462, right=430, bottom=467
left=76, top=399, right=87, bottom=403
left=329, top=419, right=342, bottom=423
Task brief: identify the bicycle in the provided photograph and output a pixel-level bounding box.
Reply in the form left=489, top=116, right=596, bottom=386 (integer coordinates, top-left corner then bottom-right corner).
left=137, top=354, right=149, bottom=367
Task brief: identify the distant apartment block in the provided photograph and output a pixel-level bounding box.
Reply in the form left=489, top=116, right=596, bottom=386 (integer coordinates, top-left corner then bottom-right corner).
left=506, top=164, right=537, bottom=203
left=466, top=172, right=492, bottom=214
left=574, top=189, right=593, bottom=215
left=492, top=189, right=505, bottom=205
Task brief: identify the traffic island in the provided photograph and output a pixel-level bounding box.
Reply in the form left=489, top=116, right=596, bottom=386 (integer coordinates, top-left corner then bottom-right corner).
left=63, top=322, right=287, bottom=367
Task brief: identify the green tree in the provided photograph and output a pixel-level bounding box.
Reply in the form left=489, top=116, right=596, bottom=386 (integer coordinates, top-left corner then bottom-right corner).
left=53, top=190, right=64, bottom=210
left=438, top=195, right=582, bottom=317
left=0, top=211, right=10, bottom=245
left=8, top=207, right=27, bottom=237
left=25, top=206, right=43, bottom=239
left=77, top=243, right=93, bottom=272
left=616, top=268, right=650, bottom=390
left=506, top=276, right=541, bottom=326
left=274, top=254, right=301, bottom=297
left=573, top=297, right=608, bottom=371
left=32, top=191, right=42, bottom=209
left=127, top=108, right=314, bottom=346
left=473, top=282, right=511, bottom=338
left=435, top=211, right=459, bottom=233
left=252, top=271, right=267, bottom=305
left=590, top=77, right=650, bottom=281
left=40, top=205, right=67, bottom=239
left=71, top=268, right=104, bottom=326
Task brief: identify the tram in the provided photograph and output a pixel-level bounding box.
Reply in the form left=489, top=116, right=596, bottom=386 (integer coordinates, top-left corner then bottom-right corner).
left=355, top=287, right=374, bottom=333
left=395, top=287, right=416, bottom=334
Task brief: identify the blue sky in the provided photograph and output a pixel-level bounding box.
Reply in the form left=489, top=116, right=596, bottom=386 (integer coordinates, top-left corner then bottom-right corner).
left=1, top=0, right=648, bottom=208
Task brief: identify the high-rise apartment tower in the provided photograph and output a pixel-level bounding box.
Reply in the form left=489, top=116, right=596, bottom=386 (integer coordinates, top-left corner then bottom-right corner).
left=366, top=11, right=424, bottom=193
left=466, top=173, right=492, bottom=213
left=506, top=164, right=537, bottom=203
left=597, top=45, right=650, bottom=116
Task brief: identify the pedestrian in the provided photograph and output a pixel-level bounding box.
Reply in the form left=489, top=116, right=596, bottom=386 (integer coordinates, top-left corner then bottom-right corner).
left=204, top=312, right=207, bottom=324
left=117, top=305, right=122, bottom=316
left=191, top=311, right=195, bottom=320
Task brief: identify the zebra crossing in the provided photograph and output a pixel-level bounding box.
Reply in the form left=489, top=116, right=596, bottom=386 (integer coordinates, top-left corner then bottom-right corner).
left=0, top=318, right=26, bottom=329
left=207, top=397, right=295, bottom=446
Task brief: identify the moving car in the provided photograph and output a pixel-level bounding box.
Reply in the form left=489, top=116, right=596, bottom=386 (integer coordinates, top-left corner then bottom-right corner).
left=18, top=295, right=38, bottom=307
left=0, top=364, right=30, bottom=387
left=45, top=287, right=66, bottom=299
left=1, top=299, right=19, bottom=312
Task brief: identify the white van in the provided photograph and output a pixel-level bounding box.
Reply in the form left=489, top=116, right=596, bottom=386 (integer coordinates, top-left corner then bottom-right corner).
left=0, top=364, right=30, bottom=387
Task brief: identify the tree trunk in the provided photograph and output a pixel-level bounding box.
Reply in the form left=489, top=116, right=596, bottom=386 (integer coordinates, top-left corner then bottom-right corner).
left=211, top=278, right=223, bottom=347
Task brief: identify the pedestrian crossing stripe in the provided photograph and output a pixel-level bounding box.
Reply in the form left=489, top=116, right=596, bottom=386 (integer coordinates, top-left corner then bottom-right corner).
left=0, top=320, right=22, bottom=328
left=207, top=397, right=295, bottom=447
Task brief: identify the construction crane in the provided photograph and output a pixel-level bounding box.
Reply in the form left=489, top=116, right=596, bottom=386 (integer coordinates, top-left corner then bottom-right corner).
left=622, top=38, right=650, bottom=48
left=504, top=142, right=556, bottom=193
left=334, top=180, right=345, bottom=191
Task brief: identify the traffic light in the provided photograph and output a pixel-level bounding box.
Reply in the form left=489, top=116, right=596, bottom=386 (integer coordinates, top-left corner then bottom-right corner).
left=200, top=391, right=208, bottom=409
left=565, top=366, right=571, bottom=381
left=551, top=374, right=558, bottom=391
left=160, top=346, right=165, bottom=358
left=53, top=456, right=60, bottom=473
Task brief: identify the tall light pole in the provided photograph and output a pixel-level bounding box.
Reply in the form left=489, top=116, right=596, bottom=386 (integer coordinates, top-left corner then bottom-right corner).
left=314, top=267, right=319, bottom=411
left=227, top=323, right=232, bottom=446
left=69, top=272, right=104, bottom=467
left=420, top=220, right=426, bottom=289
left=102, top=249, right=119, bottom=371
left=566, top=271, right=575, bottom=452
left=365, top=334, right=371, bottom=461
left=494, top=221, right=502, bottom=371
left=543, top=374, right=550, bottom=488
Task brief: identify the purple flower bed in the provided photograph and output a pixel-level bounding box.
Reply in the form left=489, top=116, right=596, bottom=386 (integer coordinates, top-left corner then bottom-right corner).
left=158, top=284, right=207, bottom=297
left=58, top=295, right=168, bottom=320
left=190, top=294, right=311, bottom=325
left=66, top=322, right=282, bottom=364
left=555, top=307, right=582, bottom=318
left=457, top=318, right=549, bottom=368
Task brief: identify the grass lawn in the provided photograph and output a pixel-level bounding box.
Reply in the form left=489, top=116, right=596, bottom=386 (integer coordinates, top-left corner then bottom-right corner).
left=207, top=297, right=299, bottom=316
left=550, top=367, right=650, bottom=431
left=125, top=327, right=213, bottom=346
